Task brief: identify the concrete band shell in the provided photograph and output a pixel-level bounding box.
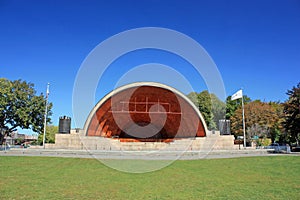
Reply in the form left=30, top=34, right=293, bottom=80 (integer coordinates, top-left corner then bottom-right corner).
left=84, top=82, right=208, bottom=140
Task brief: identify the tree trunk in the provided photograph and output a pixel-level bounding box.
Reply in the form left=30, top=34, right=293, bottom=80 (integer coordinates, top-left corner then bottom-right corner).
left=0, top=133, right=5, bottom=145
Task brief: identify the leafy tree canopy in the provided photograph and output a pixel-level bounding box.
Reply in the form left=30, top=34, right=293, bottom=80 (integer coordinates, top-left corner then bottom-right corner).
left=283, top=82, right=300, bottom=145
left=0, top=78, right=52, bottom=144
left=230, top=100, right=283, bottom=142
left=37, top=125, right=58, bottom=144
left=225, top=95, right=251, bottom=119
left=187, top=91, right=225, bottom=130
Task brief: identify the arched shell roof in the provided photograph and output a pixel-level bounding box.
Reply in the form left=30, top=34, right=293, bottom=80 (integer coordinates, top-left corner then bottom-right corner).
left=84, top=82, right=208, bottom=140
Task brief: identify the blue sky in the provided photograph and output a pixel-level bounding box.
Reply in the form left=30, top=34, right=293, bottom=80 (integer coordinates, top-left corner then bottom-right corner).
left=0, top=0, right=300, bottom=130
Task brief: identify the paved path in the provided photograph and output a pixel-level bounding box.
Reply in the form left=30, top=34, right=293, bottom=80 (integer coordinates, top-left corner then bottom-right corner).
left=1, top=148, right=298, bottom=160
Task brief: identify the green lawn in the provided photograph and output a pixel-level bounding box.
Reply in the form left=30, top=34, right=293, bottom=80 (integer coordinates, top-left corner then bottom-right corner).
left=0, top=156, right=299, bottom=200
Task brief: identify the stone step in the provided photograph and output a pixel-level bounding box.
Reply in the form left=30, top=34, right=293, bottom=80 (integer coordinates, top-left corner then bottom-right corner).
left=54, top=133, right=236, bottom=151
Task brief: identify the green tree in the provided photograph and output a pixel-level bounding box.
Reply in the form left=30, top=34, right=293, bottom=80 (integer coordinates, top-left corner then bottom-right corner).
left=198, top=91, right=216, bottom=129
left=283, top=82, right=300, bottom=145
left=0, top=78, right=52, bottom=144
left=226, top=95, right=251, bottom=119
left=186, top=92, right=198, bottom=107
left=187, top=91, right=215, bottom=129
left=38, top=125, right=58, bottom=144
left=268, top=101, right=284, bottom=143
left=211, top=93, right=226, bottom=129
left=187, top=91, right=225, bottom=130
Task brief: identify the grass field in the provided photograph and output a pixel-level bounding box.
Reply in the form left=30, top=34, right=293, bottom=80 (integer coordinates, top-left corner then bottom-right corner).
left=0, top=156, right=299, bottom=199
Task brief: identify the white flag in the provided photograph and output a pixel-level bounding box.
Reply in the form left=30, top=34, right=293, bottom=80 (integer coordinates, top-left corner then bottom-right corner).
left=231, top=89, right=243, bottom=100
left=46, top=83, right=50, bottom=98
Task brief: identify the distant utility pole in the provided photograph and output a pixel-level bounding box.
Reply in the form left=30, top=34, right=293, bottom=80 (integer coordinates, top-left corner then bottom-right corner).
left=42, top=83, right=50, bottom=149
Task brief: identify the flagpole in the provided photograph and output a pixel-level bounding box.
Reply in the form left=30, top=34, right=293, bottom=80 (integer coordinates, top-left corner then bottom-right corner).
left=42, top=83, right=49, bottom=149
left=231, top=89, right=246, bottom=148
left=242, top=94, right=246, bottom=148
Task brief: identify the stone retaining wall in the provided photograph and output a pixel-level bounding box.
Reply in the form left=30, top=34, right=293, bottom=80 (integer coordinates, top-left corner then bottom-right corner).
left=49, top=130, right=237, bottom=151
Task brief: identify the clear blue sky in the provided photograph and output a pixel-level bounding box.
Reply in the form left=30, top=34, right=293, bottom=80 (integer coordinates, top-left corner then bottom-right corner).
left=1, top=0, right=300, bottom=130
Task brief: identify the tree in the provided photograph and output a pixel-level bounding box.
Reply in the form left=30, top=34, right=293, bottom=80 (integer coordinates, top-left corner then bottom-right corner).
left=187, top=91, right=225, bottom=130
left=283, top=82, right=300, bottom=145
left=186, top=92, right=198, bottom=107
left=198, top=91, right=216, bottom=129
left=246, top=123, right=269, bottom=139
left=230, top=100, right=282, bottom=143
left=225, top=95, right=251, bottom=119
left=0, top=78, right=52, bottom=144
left=268, top=101, right=284, bottom=143
left=211, top=93, right=226, bottom=129
left=37, top=125, right=58, bottom=144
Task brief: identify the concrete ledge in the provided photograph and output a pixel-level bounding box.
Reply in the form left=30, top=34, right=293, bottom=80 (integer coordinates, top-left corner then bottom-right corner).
left=52, top=133, right=238, bottom=151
